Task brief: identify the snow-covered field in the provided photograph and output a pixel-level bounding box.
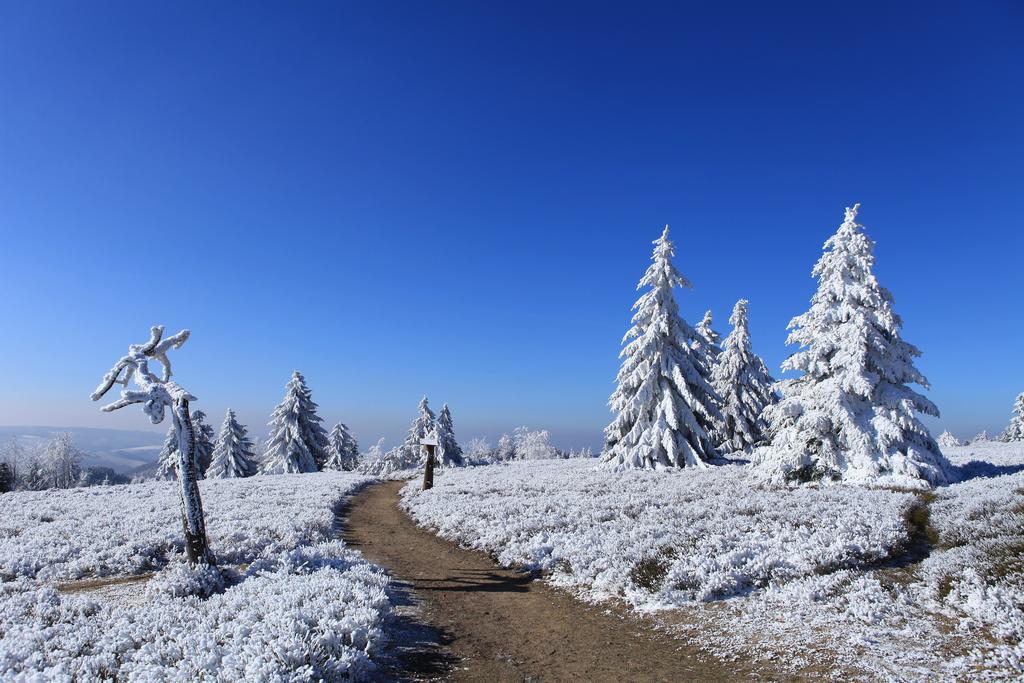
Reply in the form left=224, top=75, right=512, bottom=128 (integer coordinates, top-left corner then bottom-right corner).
left=0, top=472, right=392, bottom=680
left=401, top=443, right=1024, bottom=680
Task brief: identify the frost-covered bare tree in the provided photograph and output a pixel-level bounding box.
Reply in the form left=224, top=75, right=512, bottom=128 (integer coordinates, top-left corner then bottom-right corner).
left=207, top=409, right=258, bottom=479
left=91, top=326, right=214, bottom=565
left=261, top=371, right=331, bottom=474
left=435, top=404, right=464, bottom=467
left=43, top=432, right=82, bottom=489
left=762, top=205, right=949, bottom=488
left=711, top=300, right=778, bottom=452
left=1001, top=393, right=1024, bottom=442
left=601, top=226, right=723, bottom=470
left=324, top=422, right=359, bottom=471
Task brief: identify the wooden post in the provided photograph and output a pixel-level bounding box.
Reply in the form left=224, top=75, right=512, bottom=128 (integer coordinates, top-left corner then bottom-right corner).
left=420, top=435, right=438, bottom=490
left=423, top=444, right=435, bottom=490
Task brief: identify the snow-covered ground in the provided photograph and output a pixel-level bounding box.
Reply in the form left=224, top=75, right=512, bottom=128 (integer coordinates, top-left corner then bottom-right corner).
left=0, top=472, right=392, bottom=680
left=401, top=443, right=1024, bottom=680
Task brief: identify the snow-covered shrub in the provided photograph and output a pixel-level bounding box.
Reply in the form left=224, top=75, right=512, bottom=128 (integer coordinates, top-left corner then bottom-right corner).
left=0, top=472, right=392, bottom=679
left=0, top=543, right=390, bottom=680
left=146, top=561, right=225, bottom=599
left=402, top=459, right=915, bottom=604
left=0, top=471, right=375, bottom=581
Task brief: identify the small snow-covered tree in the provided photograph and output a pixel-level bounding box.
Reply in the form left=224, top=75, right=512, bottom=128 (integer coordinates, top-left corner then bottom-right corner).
left=971, top=430, right=991, bottom=444
left=513, top=426, right=559, bottom=460
left=260, top=371, right=330, bottom=474
left=325, top=422, right=360, bottom=471
left=43, top=432, right=82, bottom=489
left=763, top=205, right=949, bottom=488
left=711, top=300, right=778, bottom=452
left=91, top=326, right=213, bottom=565
left=1000, top=393, right=1024, bottom=442
left=390, top=396, right=437, bottom=467
left=207, top=409, right=257, bottom=478
left=601, top=226, right=723, bottom=470
left=937, top=430, right=964, bottom=449
left=191, top=410, right=215, bottom=477
left=435, top=404, right=464, bottom=467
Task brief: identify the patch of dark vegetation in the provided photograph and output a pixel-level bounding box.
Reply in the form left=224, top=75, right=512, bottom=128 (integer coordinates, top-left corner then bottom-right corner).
left=631, top=556, right=669, bottom=592
left=785, top=464, right=837, bottom=484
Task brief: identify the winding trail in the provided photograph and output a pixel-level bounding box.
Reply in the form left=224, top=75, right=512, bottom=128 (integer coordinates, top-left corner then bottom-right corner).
left=343, top=480, right=763, bottom=682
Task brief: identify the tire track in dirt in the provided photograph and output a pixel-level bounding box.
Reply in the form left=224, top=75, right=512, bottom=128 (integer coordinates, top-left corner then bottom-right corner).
left=343, top=480, right=770, bottom=682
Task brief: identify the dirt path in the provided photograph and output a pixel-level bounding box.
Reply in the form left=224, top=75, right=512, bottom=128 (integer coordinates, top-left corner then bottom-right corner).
left=343, top=480, right=768, bottom=682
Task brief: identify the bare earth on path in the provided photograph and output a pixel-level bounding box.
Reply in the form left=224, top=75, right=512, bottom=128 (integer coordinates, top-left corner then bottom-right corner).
left=343, top=480, right=778, bottom=682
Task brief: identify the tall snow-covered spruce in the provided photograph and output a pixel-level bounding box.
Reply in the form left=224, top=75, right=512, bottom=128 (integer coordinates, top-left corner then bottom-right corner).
left=207, top=409, right=258, bottom=478
left=711, top=299, right=778, bottom=452
left=325, top=422, right=360, bottom=471
left=601, top=226, right=723, bottom=470
left=191, top=410, right=215, bottom=477
left=1001, top=393, right=1024, bottom=442
left=762, top=205, right=949, bottom=488
left=435, top=403, right=464, bottom=467
left=260, top=371, right=331, bottom=474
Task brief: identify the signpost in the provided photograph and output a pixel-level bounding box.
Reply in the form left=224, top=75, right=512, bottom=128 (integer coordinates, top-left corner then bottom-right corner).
left=420, top=435, right=438, bottom=490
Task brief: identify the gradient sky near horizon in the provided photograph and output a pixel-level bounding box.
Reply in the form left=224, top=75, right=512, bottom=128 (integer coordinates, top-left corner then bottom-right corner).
left=1, top=1, right=1021, bottom=450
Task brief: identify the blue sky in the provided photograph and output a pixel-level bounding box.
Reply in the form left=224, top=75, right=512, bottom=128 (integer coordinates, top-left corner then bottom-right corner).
left=0, top=1, right=1021, bottom=449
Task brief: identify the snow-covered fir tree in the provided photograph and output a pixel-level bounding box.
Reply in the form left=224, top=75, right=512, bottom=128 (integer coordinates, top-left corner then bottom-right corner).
left=396, top=396, right=436, bottom=466
left=937, top=430, right=964, bottom=449
left=601, top=226, right=723, bottom=470
left=155, top=424, right=178, bottom=480
left=155, top=409, right=214, bottom=480
left=762, top=205, right=949, bottom=488
left=971, top=430, right=991, bottom=444
left=260, top=371, right=331, bottom=474
left=435, top=404, right=464, bottom=467
left=711, top=299, right=778, bottom=452
left=694, top=310, right=722, bottom=371
left=191, top=410, right=215, bottom=478
left=207, top=409, right=257, bottom=478
left=1001, top=393, right=1024, bottom=442
left=324, top=422, right=360, bottom=471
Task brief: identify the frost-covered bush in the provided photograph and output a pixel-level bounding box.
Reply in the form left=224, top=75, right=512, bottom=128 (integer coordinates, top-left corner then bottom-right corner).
left=0, top=472, right=391, bottom=680
left=0, top=471, right=375, bottom=581
left=402, top=446, right=1024, bottom=679
left=401, top=459, right=915, bottom=605
left=0, top=541, right=389, bottom=680
left=146, top=562, right=225, bottom=599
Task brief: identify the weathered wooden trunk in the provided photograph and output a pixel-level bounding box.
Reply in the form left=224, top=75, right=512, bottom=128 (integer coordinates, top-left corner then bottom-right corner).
left=173, top=399, right=213, bottom=565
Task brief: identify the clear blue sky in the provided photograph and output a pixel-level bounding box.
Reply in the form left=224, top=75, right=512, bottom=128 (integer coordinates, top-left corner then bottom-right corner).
left=0, top=1, right=1021, bottom=449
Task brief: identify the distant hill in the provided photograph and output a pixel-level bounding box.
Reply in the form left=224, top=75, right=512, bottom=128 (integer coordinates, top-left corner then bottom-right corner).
left=0, top=426, right=164, bottom=474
